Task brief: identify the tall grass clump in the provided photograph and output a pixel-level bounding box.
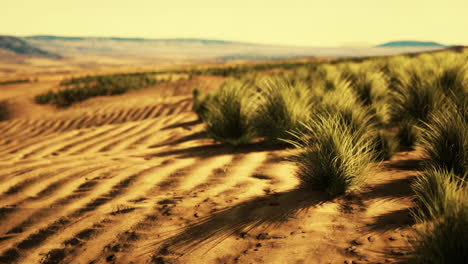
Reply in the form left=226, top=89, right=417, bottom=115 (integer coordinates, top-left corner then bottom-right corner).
left=434, top=62, right=468, bottom=100
left=341, top=65, right=388, bottom=106
left=285, top=114, right=375, bottom=195
left=254, top=77, right=314, bottom=143
left=203, top=81, right=257, bottom=145
left=409, top=98, right=467, bottom=263
left=389, top=66, right=441, bottom=124
left=410, top=204, right=468, bottom=264
left=411, top=166, right=466, bottom=221
left=342, top=65, right=390, bottom=126
left=418, top=105, right=468, bottom=176
left=317, top=80, right=396, bottom=160
left=318, top=79, right=374, bottom=134
left=389, top=64, right=443, bottom=148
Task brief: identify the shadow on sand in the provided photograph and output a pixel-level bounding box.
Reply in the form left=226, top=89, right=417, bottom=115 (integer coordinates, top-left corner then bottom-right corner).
left=146, top=141, right=290, bottom=159
left=144, top=188, right=330, bottom=257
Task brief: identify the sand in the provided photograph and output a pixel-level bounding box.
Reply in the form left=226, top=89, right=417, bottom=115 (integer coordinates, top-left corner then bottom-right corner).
left=0, top=74, right=419, bottom=264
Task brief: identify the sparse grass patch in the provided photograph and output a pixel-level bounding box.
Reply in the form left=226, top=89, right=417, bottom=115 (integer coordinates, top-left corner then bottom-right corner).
left=285, top=114, right=375, bottom=195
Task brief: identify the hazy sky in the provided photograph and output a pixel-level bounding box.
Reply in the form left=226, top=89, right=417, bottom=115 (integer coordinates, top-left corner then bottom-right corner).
left=3, top=0, right=467, bottom=47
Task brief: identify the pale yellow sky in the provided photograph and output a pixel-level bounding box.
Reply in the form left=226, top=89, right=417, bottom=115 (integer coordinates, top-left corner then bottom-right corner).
left=2, top=0, right=467, bottom=47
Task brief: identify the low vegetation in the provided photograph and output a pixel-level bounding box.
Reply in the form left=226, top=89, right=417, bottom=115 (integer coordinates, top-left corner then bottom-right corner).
left=0, top=79, right=30, bottom=85
left=411, top=204, right=468, bottom=264
left=20, top=45, right=467, bottom=261
left=406, top=53, right=467, bottom=262
left=36, top=74, right=159, bottom=107
left=192, top=48, right=468, bottom=261
left=418, top=104, right=467, bottom=176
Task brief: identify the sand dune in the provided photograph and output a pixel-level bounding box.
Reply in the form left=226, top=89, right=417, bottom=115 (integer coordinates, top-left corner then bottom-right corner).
left=0, top=76, right=419, bottom=264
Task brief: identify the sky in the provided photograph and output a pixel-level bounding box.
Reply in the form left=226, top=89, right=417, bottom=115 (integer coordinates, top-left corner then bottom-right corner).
left=2, top=0, right=467, bottom=47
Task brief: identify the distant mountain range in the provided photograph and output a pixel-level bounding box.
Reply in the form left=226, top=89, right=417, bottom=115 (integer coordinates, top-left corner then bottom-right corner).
left=0, top=35, right=451, bottom=61
left=377, top=41, right=446, bottom=47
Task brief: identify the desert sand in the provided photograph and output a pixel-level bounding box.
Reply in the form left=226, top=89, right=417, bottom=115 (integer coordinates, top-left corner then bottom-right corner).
left=0, top=73, right=419, bottom=264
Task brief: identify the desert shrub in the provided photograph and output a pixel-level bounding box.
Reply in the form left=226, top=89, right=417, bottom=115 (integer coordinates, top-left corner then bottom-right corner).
left=418, top=104, right=468, bottom=176
left=254, top=77, right=314, bottom=143
left=411, top=166, right=466, bottom=221
left=203, top=80, right=257, bottom=145
left=285, top=114, right=375, bottom=195
left=410, top=204, right=468, bottom=264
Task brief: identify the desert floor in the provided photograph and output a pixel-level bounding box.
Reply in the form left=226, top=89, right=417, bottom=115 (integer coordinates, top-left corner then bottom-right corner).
left=0, top=74, right=419, bottom=264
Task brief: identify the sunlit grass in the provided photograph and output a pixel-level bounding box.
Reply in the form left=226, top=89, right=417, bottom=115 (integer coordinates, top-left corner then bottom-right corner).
left=410, top=203, right=468, bottom=264
left=203, top=80, right=257, bottom=145
left=254, top=77, right=314, bottom=143
left=285, top=114, right=375, bottom=195
left=411, top=166, right=466, bottom=221
left=418, top=104, right=467, bottom=176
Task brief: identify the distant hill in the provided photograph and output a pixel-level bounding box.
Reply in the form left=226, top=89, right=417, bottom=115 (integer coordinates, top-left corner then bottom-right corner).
left=0, top=35, right=449, bottom=65
left=217, top=53, right=316, bottom=61
left=377, top=41, right=446, bottom=48
left=25, top=35, right=253, bottom=45
left=0, top=35, right=61, bottom=58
